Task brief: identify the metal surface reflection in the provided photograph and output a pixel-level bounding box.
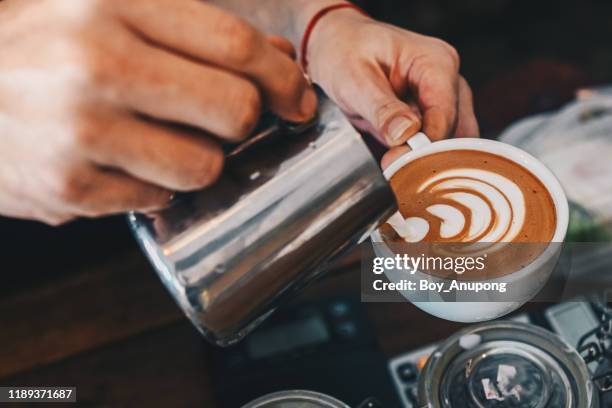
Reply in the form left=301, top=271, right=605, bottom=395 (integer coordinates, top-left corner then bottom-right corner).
left=128, top=96, right=395, bottom=345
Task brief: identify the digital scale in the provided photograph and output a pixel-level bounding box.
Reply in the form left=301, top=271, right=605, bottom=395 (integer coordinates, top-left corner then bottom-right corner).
left=212, top=297, right=401, bottom=408
left=388, top=299, right=601, bottom=407
left=213, top=296, right=604, bottom=407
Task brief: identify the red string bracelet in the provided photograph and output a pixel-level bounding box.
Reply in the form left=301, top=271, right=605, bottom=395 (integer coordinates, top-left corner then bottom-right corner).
left=299, top=3, right=369, bottom=75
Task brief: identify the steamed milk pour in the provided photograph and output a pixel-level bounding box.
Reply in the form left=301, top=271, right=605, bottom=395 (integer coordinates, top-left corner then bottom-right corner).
left=129, top=95, right=395, bottom=346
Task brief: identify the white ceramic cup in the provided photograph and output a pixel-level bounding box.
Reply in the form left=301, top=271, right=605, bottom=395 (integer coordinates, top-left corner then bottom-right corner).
left=370, top=133, right=569, bottom=322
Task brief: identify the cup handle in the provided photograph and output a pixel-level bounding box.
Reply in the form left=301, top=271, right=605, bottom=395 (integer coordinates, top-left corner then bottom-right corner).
left=406, top=132, right=431, bottom=150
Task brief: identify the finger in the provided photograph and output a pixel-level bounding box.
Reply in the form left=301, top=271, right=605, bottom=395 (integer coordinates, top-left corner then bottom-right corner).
left=381, top=145, right=412, bottom=170
left=78, top=113, right=224, bottom=192
left=346, top=116, right=377, bottom=136
left=0, top=197, right=73, bottom=227
left=40, top=213, right=75, bottom=227
left=117, top=0, right=316, bottom=122
left=65, top=168, right=174, bottom=217
left=267, top=35, right=296, bottom=59
left=341, top=64, right=421, bottom=147
left=454, top=76, right=480, bottom=138
left=414, top=68, right=460, bottom=141
left=107, top=40, right=263, bottom=142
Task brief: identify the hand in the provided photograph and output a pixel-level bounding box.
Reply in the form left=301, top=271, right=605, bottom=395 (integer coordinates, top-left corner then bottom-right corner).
left=0, top=0, right=316, bottom=225
left=305, top=8, right=479, bottom=149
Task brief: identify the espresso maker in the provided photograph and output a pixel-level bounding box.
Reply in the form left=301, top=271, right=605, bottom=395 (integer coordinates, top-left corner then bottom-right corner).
left=129, top=94, right=396, bottom=346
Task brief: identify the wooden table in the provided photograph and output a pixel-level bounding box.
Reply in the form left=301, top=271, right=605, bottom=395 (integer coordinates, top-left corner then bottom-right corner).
left=0, top=224, right=469, bottom=407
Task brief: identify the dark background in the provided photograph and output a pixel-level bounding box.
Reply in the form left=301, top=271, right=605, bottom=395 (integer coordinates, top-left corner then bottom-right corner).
left=1, top=1, right=610, bottom=406
left=364, top=0, right=612, bottom=87
left=362, top=0, right=612, bottom=132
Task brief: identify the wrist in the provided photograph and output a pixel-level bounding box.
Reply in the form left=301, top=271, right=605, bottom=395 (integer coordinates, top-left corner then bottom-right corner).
left=303, top=5, right=372, bottom=80
left=307, top=7, right=371, bottom=50
left=296, top=2, right=371, bottom=76
left=293, top=0, right=352, bottom=30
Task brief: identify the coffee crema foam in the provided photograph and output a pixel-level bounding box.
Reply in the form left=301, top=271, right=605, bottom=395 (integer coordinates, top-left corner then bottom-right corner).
left=380, top=150, right=557, bottom=277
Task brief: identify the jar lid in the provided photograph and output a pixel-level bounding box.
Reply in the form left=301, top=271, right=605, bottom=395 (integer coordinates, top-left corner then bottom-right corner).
left=242, top=390, right=350, bottom=408
left=419, top=322, right=596, bottom=407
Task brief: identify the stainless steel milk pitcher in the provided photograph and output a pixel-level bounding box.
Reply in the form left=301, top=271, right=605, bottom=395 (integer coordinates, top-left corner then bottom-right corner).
left=128, top=95, right=395, bottom=346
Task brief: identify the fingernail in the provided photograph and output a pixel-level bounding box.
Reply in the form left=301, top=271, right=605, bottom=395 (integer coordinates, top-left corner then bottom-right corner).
left=300, top=88, right=317, bottom=118
left=387, top=116, right=415, bottom=144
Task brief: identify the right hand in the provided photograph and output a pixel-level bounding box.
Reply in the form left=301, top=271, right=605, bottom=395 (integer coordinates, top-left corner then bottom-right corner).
left=0, top=0, right=316, bottom=225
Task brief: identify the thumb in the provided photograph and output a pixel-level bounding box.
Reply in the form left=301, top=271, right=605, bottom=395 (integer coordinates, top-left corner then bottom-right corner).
left=343, top=66, right=421, bottom=146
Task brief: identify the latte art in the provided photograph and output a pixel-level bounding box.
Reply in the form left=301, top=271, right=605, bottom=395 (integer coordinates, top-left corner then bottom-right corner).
left=391, top=168, right=526, bottom=243
left=381, top=150, right=556, bottom=246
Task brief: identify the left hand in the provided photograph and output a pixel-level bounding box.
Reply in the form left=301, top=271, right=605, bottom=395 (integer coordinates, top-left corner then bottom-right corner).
left=305, top=8, right=479, bottom=153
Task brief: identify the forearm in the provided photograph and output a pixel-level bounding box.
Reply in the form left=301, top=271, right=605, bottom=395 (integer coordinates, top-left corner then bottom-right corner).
left=207, top=0, right=351, bottom=48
